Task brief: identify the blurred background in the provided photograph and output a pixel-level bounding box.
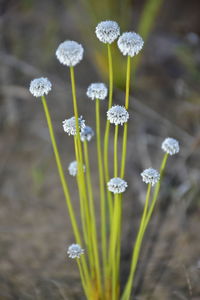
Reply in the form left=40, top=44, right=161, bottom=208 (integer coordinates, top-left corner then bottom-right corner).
left=0, top=0, right=200, bottom=299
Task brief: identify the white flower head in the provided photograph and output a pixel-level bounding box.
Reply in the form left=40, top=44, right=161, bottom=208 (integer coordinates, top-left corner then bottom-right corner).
left=56, top=40, right=84, bottom=67
left=107, top=177, right=128, bottom=194
left=68, top=160, right=85, bottom=176
left=62, top=116, right=85, bottom=136
left=107, top=105, right=129, bottom=125
left=67, top=244, right=84, bottom=259
left=117, top=32, right=144, bottom=57
left=141, top=168, right=160, bottom=186
left=29, top=77, right=52, bottom=97
left=87, top=83, right=108, bottom=100
left=161, top=137, right=180, bottom=155
left=95, top=20, right=120, bottom=44
left=81, top=126, right=94, bottom=142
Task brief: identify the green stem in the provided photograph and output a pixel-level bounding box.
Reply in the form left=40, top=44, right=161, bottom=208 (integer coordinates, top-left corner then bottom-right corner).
left=143, top=153, right=169, bottom=234
left=104, top=123, right=113, bottom=220
left=77, top=258, right=90, bottom=299
left=96, top=98, right=107, bottom=279
left=74, top=138, right=90, bottom=252
left=75, top=138, right=94, bottom=272
left=122, top=154, right=169, bottom=300
left=114, top=125, right=119, bottom=177
left=109, top=194, right=121, bottom=300
left=41, top=96, right=90, bottom=285
left=69, top=68, right=94, bottom=283
left=69, top=66, right=91, bottom=233
left=122, top=184, right=151, bottom=300
left=70, top=66, right=80, bottom=140
left=107, top=44, right=113, bottom=110
left=125, top=56, right=131, bottom=110
left=120, top=56, right=131, bottom=179
left=116, top=194, right=122, bottom=293
left=104, top=44, right=114, bottom=226
left=41, top=96, right=80, bottom=243
left=69, top=67, right=87, bottom=197
left=120, top=123, right=128, bottom=179
left=110, top=124, right=119, bottom=299
left=83, top=140, right=102, bottom=295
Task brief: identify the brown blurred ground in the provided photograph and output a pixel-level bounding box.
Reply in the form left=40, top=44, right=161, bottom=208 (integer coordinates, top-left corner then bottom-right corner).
left=0, top=0, right=200, bottom=299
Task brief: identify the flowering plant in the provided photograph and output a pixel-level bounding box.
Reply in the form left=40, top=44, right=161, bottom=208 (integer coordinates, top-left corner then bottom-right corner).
left=29, top=20, right=179, bottom=300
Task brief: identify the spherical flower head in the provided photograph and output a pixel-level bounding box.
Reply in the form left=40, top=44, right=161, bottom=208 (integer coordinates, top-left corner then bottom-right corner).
left=161, top=137, right=179, bottom=155
left=95, top=20, right=120, bottom=44
left=86, top=83, right=108, bottom=100
left=107, top=105, right=129, bottom=125
left=107, top=177, right=128, bottom=194
left=62, top=116, right=85, bottom=136
left=56, top=40, right=84, bottom=67
left=141, top=168, right=160, bottom=186
left=117, top=32, right=144, bottom=57
left=67, top=244, right=84, bottom=259
left=81, top=126, right=94, bottom=142
left=68, top=160, right=85, bottom=176
left=29, top=77, right=52, bottom=97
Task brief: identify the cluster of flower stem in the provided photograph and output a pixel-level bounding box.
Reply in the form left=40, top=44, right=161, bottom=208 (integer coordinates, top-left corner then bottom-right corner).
left=29, top=20, right=179, bottom=300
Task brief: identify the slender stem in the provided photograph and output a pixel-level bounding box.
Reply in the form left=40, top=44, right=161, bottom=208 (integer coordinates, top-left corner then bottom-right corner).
left=122, top=184, right=151, bottom=300
left=122, top=154, right=169, bottom=300
left=114, top=125, right=119, bottom=177
left=74, top=136, right=93, bottom=264
left=70, top=66, right=80, bottom=140
left=104, top=44, right=114, bottom=226
left=122, top=154, right=170, bottom=299
left=120, top=56, right=131, bottom=179
left=77, top=258, right=90, bottom=299
left=110, top=124, right=119, bottom=299
left=41, top=96, right=90, bottom=285
left=69, top=66, right=92, bottom=242
left=125, top=56, right=131, bottom=110
left=69, top=68, right=94, bottom=283
left=104, top=123, right=113, bottom=221
left=120, top=123, right=128, bottom=179
left=104, top=123, right=114, bottom=226
left=83, top=140, right=102, bottom=295
left=74, top=137, right=89, bottom=250
left=116, top=194, right=122, bottom=294
left=107, top=44, right=113, bottom=110
left=109, top=194, right=121, bottom=300
left=69, top=67, right=87, bottom=196
left=143, top=153, right=169, bottom=234
left=96, top=98, right=107, bottom=279
left=41, top=96, right=80, bottom=243
left=119, top=58, right=132, bottom=292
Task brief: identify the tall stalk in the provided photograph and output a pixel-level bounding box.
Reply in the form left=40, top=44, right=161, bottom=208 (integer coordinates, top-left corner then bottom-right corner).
left=122, top=183, right=151, bottom=300
left=110, top=194, right=121, bottom=300
left=114, top=125, right=119, bottom=177
left=142, top=153, right=168, bottom=234
left=41, top=96, right=90, bottom=291
left=109, top=123, right=121, bottom=300
left=74, top=137, right=94, bottom=275
left=69, top=67, right=95, bottom=281
left=122, top=154, right=169, bottom=300
left=104, top=44, right=114, bottom=222
left=96, top=98, right=107, bottom=282
left=120, top=56, right=131, bottom=179
left=41, top=96, right=80, bottom=243
left=83, top=140, right=102, bottom=295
